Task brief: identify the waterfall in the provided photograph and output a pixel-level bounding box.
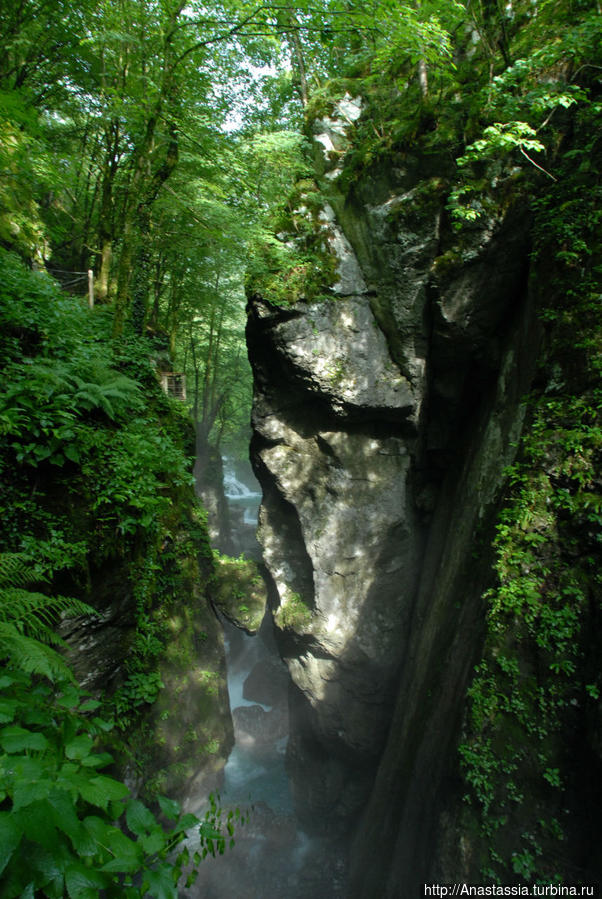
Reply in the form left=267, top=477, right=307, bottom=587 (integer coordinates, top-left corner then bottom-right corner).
left=222, top=458, right=262, bottom=559
left=220, top=615, right=291, bottom=813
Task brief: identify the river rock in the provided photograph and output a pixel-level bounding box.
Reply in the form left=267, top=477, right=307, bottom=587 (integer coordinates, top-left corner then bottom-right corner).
left=243, top=657, right=289, bottom=708
left=232, top=704, right=289, bottom=747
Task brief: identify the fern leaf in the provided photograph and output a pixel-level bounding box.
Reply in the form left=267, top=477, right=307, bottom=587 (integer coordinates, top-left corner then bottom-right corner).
left=0, top=587, right=95, bottom=632
left=0, top=623, right=73, bottom=681
left=0, top=553, right=37, bottom=589
left=0, top=554, right=96, bottom=658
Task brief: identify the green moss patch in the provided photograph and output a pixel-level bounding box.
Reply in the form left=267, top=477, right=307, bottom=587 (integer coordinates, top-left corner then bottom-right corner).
left=210, top=554, right=268, bottom=634
left=274, top=589, right=313, bottom=631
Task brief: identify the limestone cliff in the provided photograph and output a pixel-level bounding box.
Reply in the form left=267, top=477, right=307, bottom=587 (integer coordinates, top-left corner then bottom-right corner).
left=247, top=98, right=542, bottom=887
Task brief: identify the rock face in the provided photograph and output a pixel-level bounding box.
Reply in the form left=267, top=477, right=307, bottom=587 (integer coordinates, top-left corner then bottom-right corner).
left=247, top=119, right=541, bottom=884
left=62, top=496, right=234, bottom=806
left=248, top=291, right=424, bottom=831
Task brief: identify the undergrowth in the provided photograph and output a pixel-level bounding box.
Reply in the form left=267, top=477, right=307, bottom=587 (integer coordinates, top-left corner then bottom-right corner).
left=458, top=102, right=602, bottom=882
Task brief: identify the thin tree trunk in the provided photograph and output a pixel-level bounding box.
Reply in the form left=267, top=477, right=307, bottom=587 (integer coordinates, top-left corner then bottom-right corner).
left=418, top=57, right=428, bottom=97
left=287, top=26, right=309, bottom=106
left=96, top=120, right=121, bottom=300
left=112, top=2, right=183, bottom=335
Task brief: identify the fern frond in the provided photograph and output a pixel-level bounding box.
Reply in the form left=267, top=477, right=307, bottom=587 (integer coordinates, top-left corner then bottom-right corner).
left=73, top=377, right=142, bottom=420
left=0, top=554, right=97, bottom=668
left=0, top=553, right=37, bottom=588
left=21, top=360, right=78, bottom=399
left=0, top=623, right=73, bottom=681
left=0, top=587, right=96, bottom=633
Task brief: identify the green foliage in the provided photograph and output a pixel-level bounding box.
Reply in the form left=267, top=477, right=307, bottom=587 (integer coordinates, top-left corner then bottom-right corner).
left=0, top=553, right=95, bottom=682
left=0, top=232, right=228, bottom=802
left=458, top=101, right=602, bottom=880
left=1, top=358, right=143, bottom=466
left=0, top=93, right=50, bottom=262
left=368, top=2, right=458, bottom=78
left=211, top=553, right=267, bottom=632
left=447, top=9, right=602, bottom=226
left=0, top=547, right=236, bottom=896
left=86, top=419, right=193, bottom=540
left=0, top=247, right=193, bottom=560
left=0, top=669, right=232, bottom=898
left=274, top=590, right=312, bottom=630
left=245, top=169, right=338, bottom=305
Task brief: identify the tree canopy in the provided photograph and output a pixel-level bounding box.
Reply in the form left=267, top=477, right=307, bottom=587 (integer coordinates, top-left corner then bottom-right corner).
left=2, top=0, right=600, bottom=450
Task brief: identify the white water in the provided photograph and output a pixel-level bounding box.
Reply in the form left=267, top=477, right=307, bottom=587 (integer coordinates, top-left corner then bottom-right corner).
left=223, top=459, right=262, bottom=527
left=220, top=617, right=292, bottom=814
left=181, top=458, right=346, bottom=897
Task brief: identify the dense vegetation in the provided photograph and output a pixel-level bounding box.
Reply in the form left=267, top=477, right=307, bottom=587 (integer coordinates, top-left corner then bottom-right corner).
left=458, top=110, right=602, bottom=880
left=0, top=252, right=234, bottom=894
left=1, top=0, right=601, bottom=891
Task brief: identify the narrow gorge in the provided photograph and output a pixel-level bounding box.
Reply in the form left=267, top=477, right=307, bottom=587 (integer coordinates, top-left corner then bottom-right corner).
left=1, top=1, right=601, bottom=896
left=243, top=87, right=602, bottom=891
left=245, top=96, right=540, bottom=889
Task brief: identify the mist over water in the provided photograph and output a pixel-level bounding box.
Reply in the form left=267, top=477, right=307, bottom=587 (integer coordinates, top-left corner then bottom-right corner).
left=181, top=460, right=347, bottom=898
left=220, top=617, right=292, bottom=815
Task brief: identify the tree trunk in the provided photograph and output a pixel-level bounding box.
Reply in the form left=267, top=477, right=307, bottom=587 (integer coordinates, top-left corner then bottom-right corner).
left=96, top=120, right=121, bottom=301
left=112, top=122, right=178, bottom=336
left=418, top=57, right=428, bottom=97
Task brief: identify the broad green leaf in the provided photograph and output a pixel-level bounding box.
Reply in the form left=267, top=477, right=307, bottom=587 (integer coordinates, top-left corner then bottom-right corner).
left=12, top=771, right=52, bottom=810
left=14, top=803, right=60, bottom=852
left=77, top=774, right=128, bottom=809
left=49, top=792, right=87, bottom=852
left=78, top=699, right=101, bottom=712
left=0, top=725, right=49, bottom=753
left=57, top=687, right=81, bottom=709
left=126, top=798, right=156, bottom=836
left=171, top=812, right=198, bottom=834
left=0, top=811, right=22, bottom=875
left=80, top=751, right=113, bottom=769
left=63, top=445, right=80, bottom=463
left=143, top=864, right=178, bottom=899
left=0, top=699, right=17, bottom=723
left=64, top=734, right=94, bottom=761
left=28, top=844, right=66, bottom=894
left=65, top=862, right=108, bottom=898
left=157, top=795, right=180, bottom=821
left=141, top=828, right=167, bottom=856
left=11, top=755, right=46, bottom=781
left=100, top=854, right=144, bottom=874
left=21, top=705, right=53, bottom=727
left=82, top=815, right=134, bottom=863
left=82, top=815, right=112, bottom=843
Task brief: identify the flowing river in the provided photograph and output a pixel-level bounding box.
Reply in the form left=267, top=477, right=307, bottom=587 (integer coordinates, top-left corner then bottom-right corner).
left=180, top=459, right=343, bottom=899
left=181, top=459, right=347, bottom=898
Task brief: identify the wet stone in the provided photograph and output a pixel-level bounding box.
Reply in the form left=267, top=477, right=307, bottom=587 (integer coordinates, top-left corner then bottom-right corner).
left=243, top=657, right=289, bottom=708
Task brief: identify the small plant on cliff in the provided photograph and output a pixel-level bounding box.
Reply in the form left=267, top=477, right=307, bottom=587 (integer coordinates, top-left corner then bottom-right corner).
left=275, top=590, right=312, bottom=630
left=211, top=553, right=267, bottom=632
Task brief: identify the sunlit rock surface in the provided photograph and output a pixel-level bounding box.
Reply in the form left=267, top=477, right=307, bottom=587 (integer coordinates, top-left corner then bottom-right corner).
left=247, top=151, right=538, bottom=878
left=247, top=289, right=425, bottom=830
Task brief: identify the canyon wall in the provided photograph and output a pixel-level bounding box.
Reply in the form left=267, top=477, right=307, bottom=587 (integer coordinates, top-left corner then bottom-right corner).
left=247, top=100, right=542, bottom=888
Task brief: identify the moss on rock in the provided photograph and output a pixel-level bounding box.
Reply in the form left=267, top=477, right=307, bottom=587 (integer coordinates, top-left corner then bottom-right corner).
left=274, top=589, right=313, bottom=631
left=210, top=554, right=268, bottom=634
